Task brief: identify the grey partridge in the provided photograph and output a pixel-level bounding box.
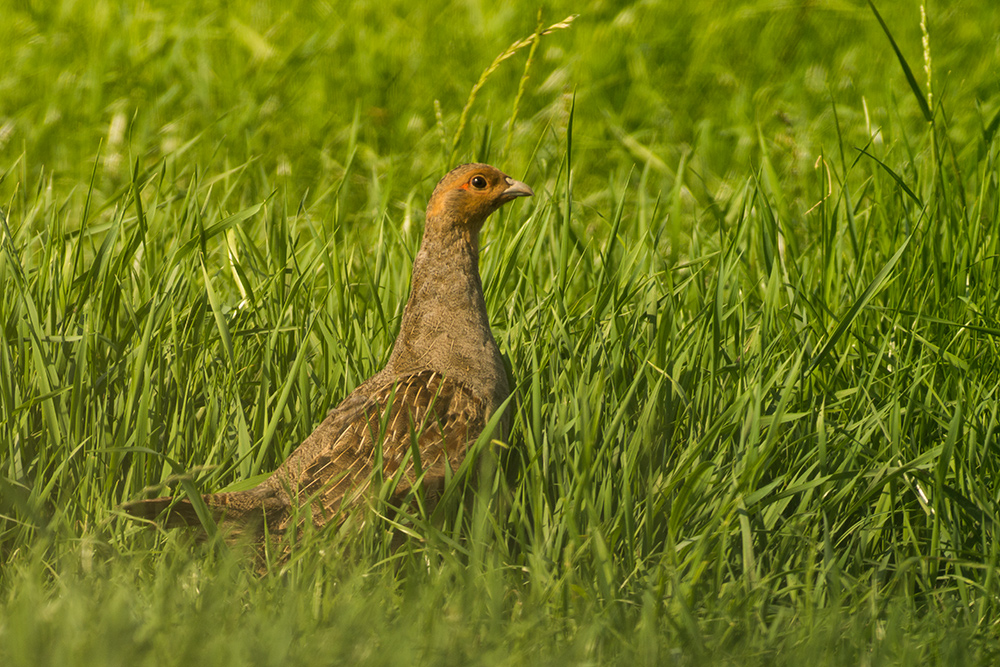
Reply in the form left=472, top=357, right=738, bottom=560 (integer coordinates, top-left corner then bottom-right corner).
left=123, top=163, right=533, bottom=539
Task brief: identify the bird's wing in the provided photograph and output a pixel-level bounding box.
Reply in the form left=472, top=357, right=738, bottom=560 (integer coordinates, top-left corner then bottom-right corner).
left=121, top=371, right=488, bottom=532
left=278, top=369, right=487, bottom=527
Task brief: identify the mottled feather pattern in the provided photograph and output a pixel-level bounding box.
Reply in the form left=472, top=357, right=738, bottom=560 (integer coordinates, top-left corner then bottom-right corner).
left=289, top=371, right=486, bottom=528
left=124, top=372, right=486, bottom=534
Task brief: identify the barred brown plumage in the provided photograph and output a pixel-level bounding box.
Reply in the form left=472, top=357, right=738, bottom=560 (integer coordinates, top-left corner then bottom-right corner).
left=122, top=164, right=532, bottom=543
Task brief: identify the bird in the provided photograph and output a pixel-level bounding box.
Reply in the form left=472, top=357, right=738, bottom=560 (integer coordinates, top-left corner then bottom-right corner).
left=122, top=163, right=533, bottom=541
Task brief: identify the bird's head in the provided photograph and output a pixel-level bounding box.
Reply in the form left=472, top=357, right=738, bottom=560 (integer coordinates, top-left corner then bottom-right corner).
left=425, top=163, right=533, bottom=233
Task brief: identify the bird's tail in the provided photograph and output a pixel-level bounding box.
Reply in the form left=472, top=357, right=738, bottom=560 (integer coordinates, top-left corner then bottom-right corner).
left=121, top=489, right=286, bottom=542
left=120, top=495, right=219, bottom=529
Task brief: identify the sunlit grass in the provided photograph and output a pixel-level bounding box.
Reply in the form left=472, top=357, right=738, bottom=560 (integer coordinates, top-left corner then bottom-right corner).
left=3, top=1, right=1000, bottom=664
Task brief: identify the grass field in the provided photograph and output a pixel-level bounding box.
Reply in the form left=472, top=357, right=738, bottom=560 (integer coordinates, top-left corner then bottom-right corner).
left=3, top=0, right=1000, bottom=664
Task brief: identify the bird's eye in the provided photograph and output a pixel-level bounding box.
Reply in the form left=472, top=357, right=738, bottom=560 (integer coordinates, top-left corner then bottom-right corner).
left=471, top=175, right=488, bottom=189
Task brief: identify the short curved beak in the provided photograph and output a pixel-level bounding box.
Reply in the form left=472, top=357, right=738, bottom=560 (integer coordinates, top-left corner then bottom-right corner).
left=500, top=177, right=534, bottom=202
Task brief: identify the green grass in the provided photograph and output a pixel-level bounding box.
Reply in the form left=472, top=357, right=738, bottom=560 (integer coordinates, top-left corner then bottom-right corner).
left=3, top=0, right=1000, bottom=664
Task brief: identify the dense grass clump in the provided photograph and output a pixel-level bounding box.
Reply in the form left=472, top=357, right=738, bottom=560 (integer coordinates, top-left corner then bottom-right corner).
left=3, top=1, right=1000, bottom=664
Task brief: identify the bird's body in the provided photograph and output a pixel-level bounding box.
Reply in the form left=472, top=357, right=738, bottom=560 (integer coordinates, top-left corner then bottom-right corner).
left=123, top=164, right=532, bottom=538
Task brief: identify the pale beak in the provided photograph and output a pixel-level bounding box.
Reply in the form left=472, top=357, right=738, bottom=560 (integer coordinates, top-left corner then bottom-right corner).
left=500, top=177, right=534, bottom=202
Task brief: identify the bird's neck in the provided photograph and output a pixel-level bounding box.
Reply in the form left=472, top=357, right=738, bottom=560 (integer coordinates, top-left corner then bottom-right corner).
left=412, top=224, right=482, bottom=285
left=383, top=223, right=506, bottom=399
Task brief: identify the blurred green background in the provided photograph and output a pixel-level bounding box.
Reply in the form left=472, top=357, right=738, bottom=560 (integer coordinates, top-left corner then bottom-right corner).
left=4, top=0, right=996, bottom=226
